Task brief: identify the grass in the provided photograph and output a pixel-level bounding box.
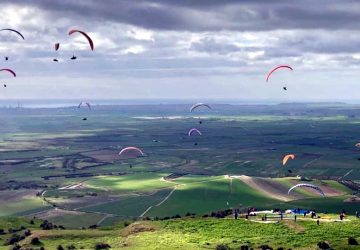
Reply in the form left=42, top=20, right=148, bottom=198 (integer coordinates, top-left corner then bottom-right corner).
left=1, top=216, right=360, bottom=250
left=85, top=173, right=176, bottom=193
left=79, top=189, right=173, bottom=217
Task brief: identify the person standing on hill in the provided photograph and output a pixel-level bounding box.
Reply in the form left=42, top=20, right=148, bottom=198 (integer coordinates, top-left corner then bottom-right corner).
left=234, top=209, right=238, bottom=220
left=317, top=219, right=320, bottom=226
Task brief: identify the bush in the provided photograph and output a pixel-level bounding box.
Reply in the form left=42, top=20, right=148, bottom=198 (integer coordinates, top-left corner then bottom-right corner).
left=259, top=245, right=273, bottom=250
left=317, top=241, right=330, bottom=249
left=24, top=229, right=32, bottom=237
left=31, top=237, right=41, bottom=245
left=215, top=244, right=230, bottom=250
left=95, top=243, right=111, bottom=249
left=240, top=246, right=249, bottom=250
left=348, top=237, right=358, bottom=245
left=4, top=234, right=24, bottom=245
left=57, top=245, right=65, bottom=250
left=10, top=244, right=21, bottom=250
left=67, top=244, right=76, bottom=250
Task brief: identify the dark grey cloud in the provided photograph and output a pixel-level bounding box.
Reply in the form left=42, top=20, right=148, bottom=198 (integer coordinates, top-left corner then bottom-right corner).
left=6, top=0, right=360, bottom=32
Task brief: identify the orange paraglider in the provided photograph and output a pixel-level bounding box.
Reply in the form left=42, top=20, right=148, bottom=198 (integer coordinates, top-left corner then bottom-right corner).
left=282, top=154, right=295, bottom=166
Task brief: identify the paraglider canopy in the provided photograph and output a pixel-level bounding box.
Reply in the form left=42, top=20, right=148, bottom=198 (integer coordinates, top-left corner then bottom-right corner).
left=0, top=29, right=25, bottom=40
left=55, top=43, right=60, bottom=51
left=288, top=183, right=325, bottom=197
left=0, top=68, right=16, bottom=77
left=190, top=103, right=212, bottom=112
left=68, top=29, right=94, bottom=50
left=78, top=102, right=91, bottom=109
left=119, top=147, right=145, bottom=157
left=188, top=128, right=202, bottom=137
left=355, top=143, right=360, bottom=148
left=266, top=65, right=293, bottom=82
left=282, top=154, right=295, bottom=166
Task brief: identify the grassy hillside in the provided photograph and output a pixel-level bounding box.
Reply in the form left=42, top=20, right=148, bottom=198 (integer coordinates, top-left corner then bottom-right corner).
left=1, top=216, right=360, bottom=250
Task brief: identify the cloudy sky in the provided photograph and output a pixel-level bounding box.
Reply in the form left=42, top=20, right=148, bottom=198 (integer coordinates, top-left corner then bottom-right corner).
left=1, top=0, right=360, bottom=102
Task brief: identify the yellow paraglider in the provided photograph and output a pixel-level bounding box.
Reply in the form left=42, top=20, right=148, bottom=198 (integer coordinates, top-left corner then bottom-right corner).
left=282, top=154, right=295, bottom=166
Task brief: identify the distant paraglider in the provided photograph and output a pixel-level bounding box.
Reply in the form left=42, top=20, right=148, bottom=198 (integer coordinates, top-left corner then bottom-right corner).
left=119, top=147, right=145, bottom=157
left=355, top=143, right=360, bottom=148
left=78, top=102, right=91, bottom=110
left=68, top=29, right=94, bottom=51
left=282, top=154, right=295, bottom=166
left=1, top=29, right=25, bottom=40
left=190, top=103, right=212, bottom=112
left=288, top=183, right=325, bottom=197
left=78, top=102, right=91, bottom=121
left=266, top=65, right=293, bottom=82
left=0, top=68, right=16, bottom=78
left=188, top=128, right=202, bottom=137
left=55, top=43, right=60, bottom=51
left=190, top=103, right=211, bottom=124
left=1, top=29, right=24, bottom=61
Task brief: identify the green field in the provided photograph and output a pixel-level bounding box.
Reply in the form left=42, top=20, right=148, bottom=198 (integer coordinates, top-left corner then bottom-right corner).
left=0, top=104, right=359, bottom=246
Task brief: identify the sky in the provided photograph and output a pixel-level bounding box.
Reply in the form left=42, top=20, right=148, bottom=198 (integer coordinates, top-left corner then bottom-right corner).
left=1, top=0, right=360, bottom=102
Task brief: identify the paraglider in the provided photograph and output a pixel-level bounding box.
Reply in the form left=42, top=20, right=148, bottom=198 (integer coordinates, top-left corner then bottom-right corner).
left=355, top=143, right=360, bottom=148
left=78, top=102, right=91, bottom=110
left=82, top=118, right=87, bottom=121
left=266, top=65, right=293, bottom=82
left=188, top=128, right=202, bottom=137
left=190, top=103, right=212, bottom=112
left=68, top=29, right=94, bottom=51
left=119, top=147, right=145, bottom=157
left=4, top=57, right=8, bottom=61
left=53, top=59, right=58, bottom=62
left=288, top=183, right=325, bottom=197
left=71, top=55, right=77, bottom=60
left=282, top=154, right=295, bottom=166
left=0, top=29, right=25, bottom=40
left=283, top=86, right=287, bottom=91
left=55, top=43, right=60, bottom=51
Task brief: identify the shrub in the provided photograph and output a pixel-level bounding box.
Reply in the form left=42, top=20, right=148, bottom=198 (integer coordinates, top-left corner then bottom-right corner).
left=259, top=245, right=273, bottom=250
left=67, top=244, right=76, bottom=250
left=95, top=243, right=111, bottom=249
left=348, top=237, right=358, bottom=245
left=10, top=244, right=21, bottom=250
left=57, top=245, right=65, bottom=250
left=317, top=241, right=330, bottom=249
left=215, top=244, right=230, bottom=250
left=4, top=234, right=24, bottom=245
left=31, top=237, right=41, bottom=245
